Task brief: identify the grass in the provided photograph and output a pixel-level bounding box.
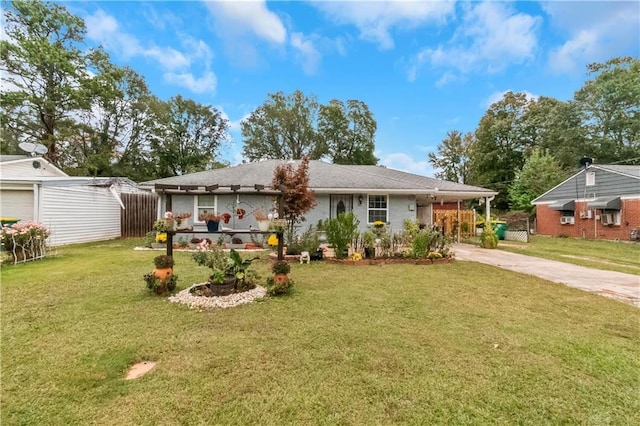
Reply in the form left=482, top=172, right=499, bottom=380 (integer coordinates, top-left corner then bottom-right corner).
left=497, top=235, right=640, bottom=275
left=463, top=235, right=640, bottom=275
left=2, top=239, right=639, bottom=424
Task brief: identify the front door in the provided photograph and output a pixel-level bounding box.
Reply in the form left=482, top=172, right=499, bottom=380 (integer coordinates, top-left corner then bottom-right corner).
left=330, top=195, right=353, bottom=219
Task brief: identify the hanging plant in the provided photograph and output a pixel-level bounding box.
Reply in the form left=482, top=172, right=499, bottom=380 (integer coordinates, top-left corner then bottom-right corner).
left=236, top=208, right=246, bottom=219
left=221, top=213, right=231, bottom=224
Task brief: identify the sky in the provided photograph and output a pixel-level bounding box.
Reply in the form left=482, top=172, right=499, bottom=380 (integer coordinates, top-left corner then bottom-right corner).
left=66, top=0, right=639, bottom=177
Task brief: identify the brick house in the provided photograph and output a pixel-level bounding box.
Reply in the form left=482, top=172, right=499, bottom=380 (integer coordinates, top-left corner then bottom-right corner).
left=531, top=164, right=640, bottom=241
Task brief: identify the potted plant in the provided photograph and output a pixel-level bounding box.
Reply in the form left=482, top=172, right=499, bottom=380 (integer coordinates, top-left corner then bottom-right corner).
left=175, top=212, right=192, bottom=230
left=272, top=260, right=291, bottom=285
left=143, top=254, right=177, bottom=295
left=199, top=212, right=221, bottom=232
left=253, top=208, right=271, bottom=231
left=192, top=241, right=235, bottom=296
left=362, top=230, right=376, bottom=259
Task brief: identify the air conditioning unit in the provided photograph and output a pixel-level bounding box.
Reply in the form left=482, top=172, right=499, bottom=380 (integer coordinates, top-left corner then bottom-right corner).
left=560, top=216, right=575, bottom=225
left=601, top=213, right=614, bottom=225
left=579, top=209, right=593, bottom=219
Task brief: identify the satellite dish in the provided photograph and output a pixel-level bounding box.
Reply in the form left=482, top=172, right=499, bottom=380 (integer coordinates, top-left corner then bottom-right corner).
left=18, top=141, right=48, bottom=157
left=18, top=142, right=36, bottom=155
left=35, top=144, right=48, bottom=155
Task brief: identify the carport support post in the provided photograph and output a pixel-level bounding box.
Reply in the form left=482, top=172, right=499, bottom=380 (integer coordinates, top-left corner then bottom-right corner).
left=485, top=196, right=491, bottom=224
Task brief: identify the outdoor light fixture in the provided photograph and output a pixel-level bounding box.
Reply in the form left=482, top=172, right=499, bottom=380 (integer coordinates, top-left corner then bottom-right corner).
left=358, top=195, right=363, bottom=205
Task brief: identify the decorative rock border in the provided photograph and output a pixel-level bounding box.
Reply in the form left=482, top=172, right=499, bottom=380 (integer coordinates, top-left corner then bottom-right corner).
left=168, top=284, right=266, bottom=309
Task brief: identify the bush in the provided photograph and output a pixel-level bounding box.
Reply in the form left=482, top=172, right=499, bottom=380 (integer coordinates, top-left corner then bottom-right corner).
left=325, top=212, right=360, bottom=259
left=144, top=273, right=178, bottom=295
left=480, top=222, right=499, bottom=249
left=1, top=221, right=50, bottom=264
left=154, top=255, right=174, bottom=268
left=265, top=276, right=294, bottom=296
left=272, top=261, right=291, bottom=274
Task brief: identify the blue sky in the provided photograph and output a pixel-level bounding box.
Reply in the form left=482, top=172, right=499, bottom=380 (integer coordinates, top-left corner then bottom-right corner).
left=69, top=1, right=639, bottom=176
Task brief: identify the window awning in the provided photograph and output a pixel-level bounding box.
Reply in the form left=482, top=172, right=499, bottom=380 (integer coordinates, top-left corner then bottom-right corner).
left=587, top=197, right=621, bottom=210
left=548, top=199, right=575, bottom=211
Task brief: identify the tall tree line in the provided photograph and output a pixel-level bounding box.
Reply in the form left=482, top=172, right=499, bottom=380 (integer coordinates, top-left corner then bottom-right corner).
left=428, top=56, right=640, bottom=211
left=0, top=0, right=229, bottom=181
left=1, top=1, right=379, bottom=182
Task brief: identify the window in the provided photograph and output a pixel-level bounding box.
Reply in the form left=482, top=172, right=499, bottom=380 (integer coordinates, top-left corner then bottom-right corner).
left=586, top=171, right=595, bottom=186
left=368, top=194, right=388, bottom=223
left=196, top=195, right=217, bottom=222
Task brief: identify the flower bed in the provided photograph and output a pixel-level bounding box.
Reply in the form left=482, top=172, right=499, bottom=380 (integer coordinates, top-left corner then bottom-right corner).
left=324, top=257, right=454, bottom=266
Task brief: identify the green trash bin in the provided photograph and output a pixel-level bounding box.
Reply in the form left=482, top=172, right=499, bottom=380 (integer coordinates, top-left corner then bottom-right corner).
left=492, top=221, right=507, bottom=240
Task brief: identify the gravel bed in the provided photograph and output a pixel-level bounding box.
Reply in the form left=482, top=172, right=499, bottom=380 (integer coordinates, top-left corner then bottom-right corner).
left=168, top=283, right=266, bottom=309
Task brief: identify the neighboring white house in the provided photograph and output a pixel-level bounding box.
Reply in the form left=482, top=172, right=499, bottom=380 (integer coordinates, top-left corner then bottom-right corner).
left=0, top=155, right=139, bottom=246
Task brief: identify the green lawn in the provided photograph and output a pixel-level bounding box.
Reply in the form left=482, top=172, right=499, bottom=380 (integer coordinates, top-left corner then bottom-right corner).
left=497, top=235, right=640, bottom=275
left=461, top=234, right=640, bottom=275
left=2, top=239, right=639, bottom=424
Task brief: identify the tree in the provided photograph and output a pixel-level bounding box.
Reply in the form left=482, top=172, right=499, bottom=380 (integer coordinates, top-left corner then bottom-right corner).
left=318, top=99, right=377, bottom=164
left=508, top=148, right=566, bottom=213
left=427, top=130, right=474, bottom=183
left=0, top=0, right=100, bottom=164
left=522, top=96, right=588, bottom=170
left=574, top=56, right=640, bottom=164
left=60, top=60, right=157, bottom=180
left=470, top=91, right=534, bottom=210
left=149, top=95, right=229, bottom=177
left=271, top=156, right=317, bottom=238
left=242, top=90, right=321, bottom=160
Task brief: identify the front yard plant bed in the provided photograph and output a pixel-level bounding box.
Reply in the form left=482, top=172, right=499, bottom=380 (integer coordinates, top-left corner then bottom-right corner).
left=325, top=257, right=454, bottom=265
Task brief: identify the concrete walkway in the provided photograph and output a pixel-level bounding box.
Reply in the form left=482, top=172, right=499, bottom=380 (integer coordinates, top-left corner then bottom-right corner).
left=452, top=243, right=640, bottom=307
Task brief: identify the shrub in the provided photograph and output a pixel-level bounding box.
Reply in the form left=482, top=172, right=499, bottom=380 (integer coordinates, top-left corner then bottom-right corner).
left=480, top=221, right=499, bottom=249
left=144, top=273, right=178, bottom=295
left=265, top=276, right=294, bottom=296
left=1, top=221, right=50, bottom=264
left=325, top=212, right=360, bottom=259
left=154, top=255, right=174, bottom=268
left=412, top=232, right=428, bottom=258
left=272, top=261, right=291, bottom=275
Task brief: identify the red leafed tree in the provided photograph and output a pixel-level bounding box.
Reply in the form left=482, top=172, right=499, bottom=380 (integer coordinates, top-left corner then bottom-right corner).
left=271, top=156, right=317, bottom=236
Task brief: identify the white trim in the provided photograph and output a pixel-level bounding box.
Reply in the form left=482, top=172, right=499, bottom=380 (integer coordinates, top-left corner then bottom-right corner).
left=367, top=194, right=388, bottom=224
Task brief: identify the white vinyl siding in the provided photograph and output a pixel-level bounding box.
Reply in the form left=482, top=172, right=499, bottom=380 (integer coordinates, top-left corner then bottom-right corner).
left=41, top=186, right=121, bottom=246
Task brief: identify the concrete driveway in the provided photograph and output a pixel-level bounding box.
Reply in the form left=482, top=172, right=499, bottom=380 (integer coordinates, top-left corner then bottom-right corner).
left=452, top=243, right=640, bottom=307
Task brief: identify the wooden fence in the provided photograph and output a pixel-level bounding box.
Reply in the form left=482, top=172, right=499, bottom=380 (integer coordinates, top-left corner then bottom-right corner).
left=121, top=192, right=158, bottom=237
left=433, top=209, right=476, bottom=239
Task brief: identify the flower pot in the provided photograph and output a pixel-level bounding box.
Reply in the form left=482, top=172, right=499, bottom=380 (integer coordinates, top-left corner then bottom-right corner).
left=176, top=217, right=191, bottom=230
left=257, top=220, right=271, bottom=232
left=206, top=220, right=220, bottom=232
left=273, top=274, right=289, bottom=285
left=153, top=267, right=173, bottom=281
left=209, top=275, right=236, bottom=296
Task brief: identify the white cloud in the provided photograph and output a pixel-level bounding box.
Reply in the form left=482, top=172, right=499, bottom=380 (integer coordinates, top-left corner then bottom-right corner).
left=164, top=71, right=217, bottom=94
left=379, top=152, right=434, bottom=177
left=290, top=32, right=322, bottom=75
left=543, top=1, right=640, bottom=74
left=204, top=0, right=286, bottom=44
left=409, top=2, right=540, bottom=82
left=84, top=9, right=217, bottom=94
left=313, top=0, right=455, bottom=50
left=481, top=90, right=538, bottom=109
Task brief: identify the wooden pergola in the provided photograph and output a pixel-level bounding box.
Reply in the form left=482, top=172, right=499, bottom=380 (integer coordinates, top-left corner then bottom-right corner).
left=154, top=183, right=286, bottom=261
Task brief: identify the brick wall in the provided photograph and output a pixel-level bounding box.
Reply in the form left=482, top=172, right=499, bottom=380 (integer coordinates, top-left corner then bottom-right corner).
left=536, top=199, right=640, bottom=240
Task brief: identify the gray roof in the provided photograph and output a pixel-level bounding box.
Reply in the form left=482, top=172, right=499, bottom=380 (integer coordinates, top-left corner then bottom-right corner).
left=141, top=160, right=496, bottom=196
left=533, top=164, right=640, bottom=204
